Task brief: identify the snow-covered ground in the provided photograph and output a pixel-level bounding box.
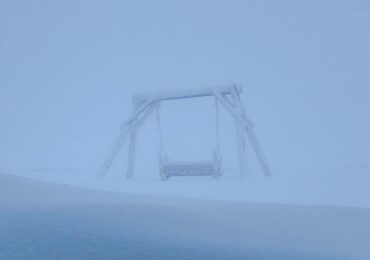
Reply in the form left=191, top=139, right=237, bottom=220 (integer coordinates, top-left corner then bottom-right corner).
left=1, top=172, right=370, bottom=259
left=8, top=166, right=370, bottom=208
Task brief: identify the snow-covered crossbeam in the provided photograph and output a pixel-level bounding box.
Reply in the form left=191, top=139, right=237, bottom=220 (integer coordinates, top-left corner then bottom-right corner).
left=133, top=84, right=242, bottom=102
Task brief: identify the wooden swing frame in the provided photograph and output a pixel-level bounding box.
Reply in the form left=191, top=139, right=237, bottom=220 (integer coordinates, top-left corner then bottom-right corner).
left=98, top=84, right=270, bottom=179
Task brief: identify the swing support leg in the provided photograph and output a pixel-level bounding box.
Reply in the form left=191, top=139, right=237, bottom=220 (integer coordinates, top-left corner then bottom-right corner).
left=126, top=129, right=137, bottom=179
left=98, top=99, right=156, bottom=178
left=231, top=86, right=248, bottom=177
left=125, top=102, right=158, bottom=179
left=214, top=87, right=270, bottom=176
left=125, top=101, right=144, bottom=180
left=235, top=117, right=248, bottom=177
left=97, top=124, right=131, bottom=178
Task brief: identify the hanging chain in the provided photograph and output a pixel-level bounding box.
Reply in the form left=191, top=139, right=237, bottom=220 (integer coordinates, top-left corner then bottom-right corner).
left=155, top=103, right=168, bottom=160
left=215, top=96, right=220, bottom=157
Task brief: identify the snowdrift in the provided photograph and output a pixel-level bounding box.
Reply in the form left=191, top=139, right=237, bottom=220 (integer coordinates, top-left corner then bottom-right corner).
left=1, top=173, right=369, bottom=259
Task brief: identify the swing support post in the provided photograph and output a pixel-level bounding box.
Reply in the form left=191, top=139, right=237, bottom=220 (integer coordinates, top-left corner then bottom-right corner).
left=98, top=84, right=271, bottom=179
left=230, top=87, right=249, bottom=177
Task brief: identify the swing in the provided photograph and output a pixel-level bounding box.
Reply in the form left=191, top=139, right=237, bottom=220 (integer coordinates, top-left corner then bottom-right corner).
left=98, top=85, right=271, bottom=179
left=156, top=98, right=222, bottom=180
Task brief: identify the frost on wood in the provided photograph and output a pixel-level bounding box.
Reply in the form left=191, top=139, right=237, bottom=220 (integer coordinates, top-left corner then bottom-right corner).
left=160, top=157, right=222, bottom=180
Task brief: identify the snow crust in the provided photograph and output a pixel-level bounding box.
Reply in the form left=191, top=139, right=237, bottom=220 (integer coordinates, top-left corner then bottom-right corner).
left=1, top=173, right=370, bottom=259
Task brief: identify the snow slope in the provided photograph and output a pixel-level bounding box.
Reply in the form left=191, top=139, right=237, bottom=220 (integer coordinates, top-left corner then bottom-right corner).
left=1, top=173, right=370, bottom=259
left=10, top=167, right=370, bottom=209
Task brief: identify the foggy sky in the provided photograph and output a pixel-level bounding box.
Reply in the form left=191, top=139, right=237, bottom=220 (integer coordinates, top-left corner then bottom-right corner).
left=1, top=0, right=369, bottom=177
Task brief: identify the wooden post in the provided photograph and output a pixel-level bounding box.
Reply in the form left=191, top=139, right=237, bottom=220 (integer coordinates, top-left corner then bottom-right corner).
left=126, top=128, right=137, bottom=179
left=126, top=102, right=158, bottom=179
left=231, top=87, right=248, bottom=177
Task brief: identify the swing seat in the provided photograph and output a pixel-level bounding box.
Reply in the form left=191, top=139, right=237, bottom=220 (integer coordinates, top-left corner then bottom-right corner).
left=159, top=152, right=222, bottom=180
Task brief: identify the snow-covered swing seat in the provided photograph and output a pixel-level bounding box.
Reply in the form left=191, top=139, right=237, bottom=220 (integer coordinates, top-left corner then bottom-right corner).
left=156, top=99, right=222, bottom=180
left=159, top=152, right=222, bottom=180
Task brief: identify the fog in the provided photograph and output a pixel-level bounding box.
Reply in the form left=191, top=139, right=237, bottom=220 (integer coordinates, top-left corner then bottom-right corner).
left=1, top=1, right=370, bottom=259
left=1, top=0, right=368, bottom=174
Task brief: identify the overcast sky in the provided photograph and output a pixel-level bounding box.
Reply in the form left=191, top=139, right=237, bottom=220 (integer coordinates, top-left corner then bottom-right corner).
left=1, top=0, right=369, bottom=178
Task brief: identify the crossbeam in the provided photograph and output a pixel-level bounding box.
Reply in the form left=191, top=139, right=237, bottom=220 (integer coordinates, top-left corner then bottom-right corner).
left=133, top=84, right=242, bottom=103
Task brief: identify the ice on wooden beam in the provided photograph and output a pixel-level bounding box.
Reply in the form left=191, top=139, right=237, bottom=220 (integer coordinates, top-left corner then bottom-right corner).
left=133, top=84, right=242, bottom=103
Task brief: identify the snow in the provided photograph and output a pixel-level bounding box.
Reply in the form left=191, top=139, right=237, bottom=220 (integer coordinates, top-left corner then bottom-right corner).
left=10, top=166, right=370, bottom=209
left=1, top=173, right=370, bottom=259
left=1, top=0, right=369, bottom=259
